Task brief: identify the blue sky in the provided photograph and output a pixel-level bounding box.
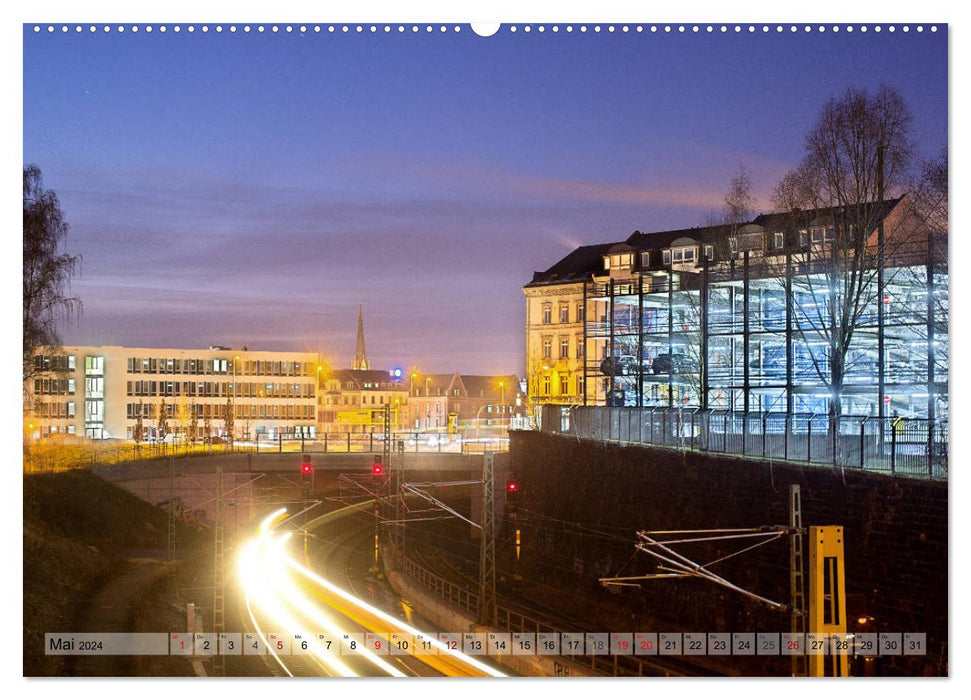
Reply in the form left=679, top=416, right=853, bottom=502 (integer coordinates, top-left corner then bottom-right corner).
left=23, top=24, right=947, bottom=374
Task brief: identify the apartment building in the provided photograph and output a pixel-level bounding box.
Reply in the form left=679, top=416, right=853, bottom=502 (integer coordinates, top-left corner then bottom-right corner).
left=525, top=197, right=947, bottom=421
left=317, top=369, right=409, bottom=434
left=406, top=373, right=524, bottom=433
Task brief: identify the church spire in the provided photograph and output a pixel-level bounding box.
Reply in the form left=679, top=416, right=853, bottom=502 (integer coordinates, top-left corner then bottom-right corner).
left=352, top=304, right=369, bottom=370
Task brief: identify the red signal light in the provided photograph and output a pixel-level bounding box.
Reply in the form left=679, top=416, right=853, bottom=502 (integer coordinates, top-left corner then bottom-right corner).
left=372, top=464, right=384, bottom=475
left=301, top=463, right=313, bottom=475
left=507, top=481, right=518, bottom=493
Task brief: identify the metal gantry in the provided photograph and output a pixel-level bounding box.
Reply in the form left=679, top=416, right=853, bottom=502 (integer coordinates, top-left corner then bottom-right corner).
left=477, top=453, right=497, bottom=626
left=599, top=526, right=796, bottom=610
left=212, top=461, right=225, bottom=677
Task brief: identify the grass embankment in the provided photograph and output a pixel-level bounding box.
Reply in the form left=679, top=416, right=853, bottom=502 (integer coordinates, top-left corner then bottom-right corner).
left=23, top=441, right=236, bottom=474
left=23, top=469, right=206, bottom=676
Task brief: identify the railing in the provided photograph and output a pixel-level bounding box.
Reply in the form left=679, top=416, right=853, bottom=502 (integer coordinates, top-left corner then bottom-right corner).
left=539, top=406, right=947, bottom=480
left=22, top=430, right=512, bottom=472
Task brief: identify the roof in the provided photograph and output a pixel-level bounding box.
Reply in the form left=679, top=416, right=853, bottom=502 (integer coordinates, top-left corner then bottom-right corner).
left=330, top=369, right=403, bottom=390
left=525, top=242, right=615, bottom=287
left=751, top=197, right=903, bottom=232
left=525, top=198, right=905, bottom=287
left=458, top=374, right=521, bottom=399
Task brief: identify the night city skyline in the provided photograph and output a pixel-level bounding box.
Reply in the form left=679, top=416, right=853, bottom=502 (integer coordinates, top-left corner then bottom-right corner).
left=23, top=25, right=946, bottom=374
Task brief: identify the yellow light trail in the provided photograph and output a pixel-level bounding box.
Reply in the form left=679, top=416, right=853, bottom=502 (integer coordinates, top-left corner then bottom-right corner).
left=239, top=509, right=507, bottom=677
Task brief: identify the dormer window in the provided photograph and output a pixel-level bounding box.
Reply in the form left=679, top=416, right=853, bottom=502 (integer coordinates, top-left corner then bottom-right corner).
left=667, top=246, right=697, bottom=265
left=774, top=232, right=785, bottom=249
left=603, top=252, right=633, bottom=271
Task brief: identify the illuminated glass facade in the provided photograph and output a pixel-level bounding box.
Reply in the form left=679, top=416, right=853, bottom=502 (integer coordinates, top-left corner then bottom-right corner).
left=583, top=252, right=948, bottom=421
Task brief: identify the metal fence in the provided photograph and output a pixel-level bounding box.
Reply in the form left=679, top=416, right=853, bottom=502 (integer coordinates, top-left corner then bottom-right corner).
left=539, top=406, right=947, bottom=480
left=237, top=430, right=509, bottom=455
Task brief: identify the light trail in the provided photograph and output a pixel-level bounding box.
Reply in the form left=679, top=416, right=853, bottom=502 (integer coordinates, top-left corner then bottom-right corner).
left=238, top=509, right=507, bottom=677
left=240, top=535, right=356, bottom=677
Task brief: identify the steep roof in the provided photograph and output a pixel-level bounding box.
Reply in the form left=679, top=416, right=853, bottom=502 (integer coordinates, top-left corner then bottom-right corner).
left=458, top=374, right=521, bottom=399
left=525, top=198, right=906, bottom=288
left=525, top=242, right=616, bottom=287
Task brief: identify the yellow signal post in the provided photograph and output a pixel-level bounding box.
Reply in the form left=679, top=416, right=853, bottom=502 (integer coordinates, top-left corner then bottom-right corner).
left=808, top=525, right=849, bottom=677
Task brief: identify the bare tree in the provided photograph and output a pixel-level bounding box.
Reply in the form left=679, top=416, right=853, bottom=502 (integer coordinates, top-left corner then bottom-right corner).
left=189, top=406, right=199, bottom=447
left=203, top=414, right=212, bottom=446
left=156, top=398, right=168, bottom=442
left=224, top=396, right=235, bottom=447
left=772, top=85, right=916, bottom=449
left=23, top=165, right=81, bottom=386
left=134, top=399, right=144, bottom=445
left=176, top=393, right=190, bottom=445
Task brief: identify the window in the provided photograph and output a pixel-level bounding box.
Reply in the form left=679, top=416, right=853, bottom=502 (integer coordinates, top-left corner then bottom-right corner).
left=729, top=237, right=738, bottom=254
left=705, top=245, right=714, bottom=260
left=577, top=374, right=585, bottom=398
left=682, top=248, right=695, bottom=262
left=799, top=230, right=809, bottom=247
left=606, top=253, right=632, bottom=270
left=577, top=303, right=585, bottom=322
left=559, top=305, right=569, bottom=323
left=559, top=375, right=569, bottom=395
left=811, top=228, right=823, bottom=243
left=774, top=232, right=785, bottom=249
left=85, top=377, right=104, bottom=398
left=543, top=375, right=551, bottom=395
left=576, top=337, right=584, bottom=359
left=542, top=305, right=552, bottom=324
left=560, top=338, right=569, bottom=359
left=662, top=250, right=671, bottom=265
left=85, top=355, right=104, bottom=375
left=67, top=402, right=75, bottom=418
left=640, top=251, right=650, bottom=267
left=542, top=338, right=552, bottom=360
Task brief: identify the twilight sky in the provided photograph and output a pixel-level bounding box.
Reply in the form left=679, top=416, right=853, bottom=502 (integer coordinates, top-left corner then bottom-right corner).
left=22, top=24, right=947, bottom=375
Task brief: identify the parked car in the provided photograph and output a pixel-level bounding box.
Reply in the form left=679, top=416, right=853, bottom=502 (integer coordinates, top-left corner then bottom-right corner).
left=599, top=356, right=638, bottom=377
left=652, top=353, right=686, bottom=375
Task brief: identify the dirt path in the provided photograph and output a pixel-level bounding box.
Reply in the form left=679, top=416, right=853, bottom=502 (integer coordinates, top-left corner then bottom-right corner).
left=64, top=557, right=175, bottom=676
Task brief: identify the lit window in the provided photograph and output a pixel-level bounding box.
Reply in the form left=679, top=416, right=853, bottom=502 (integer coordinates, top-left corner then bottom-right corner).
left=559, top=375, right=569, bottom=395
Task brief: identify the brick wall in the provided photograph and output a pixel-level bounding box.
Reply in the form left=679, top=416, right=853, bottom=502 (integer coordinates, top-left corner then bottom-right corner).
left=508, top=431, right=947, bottom=676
